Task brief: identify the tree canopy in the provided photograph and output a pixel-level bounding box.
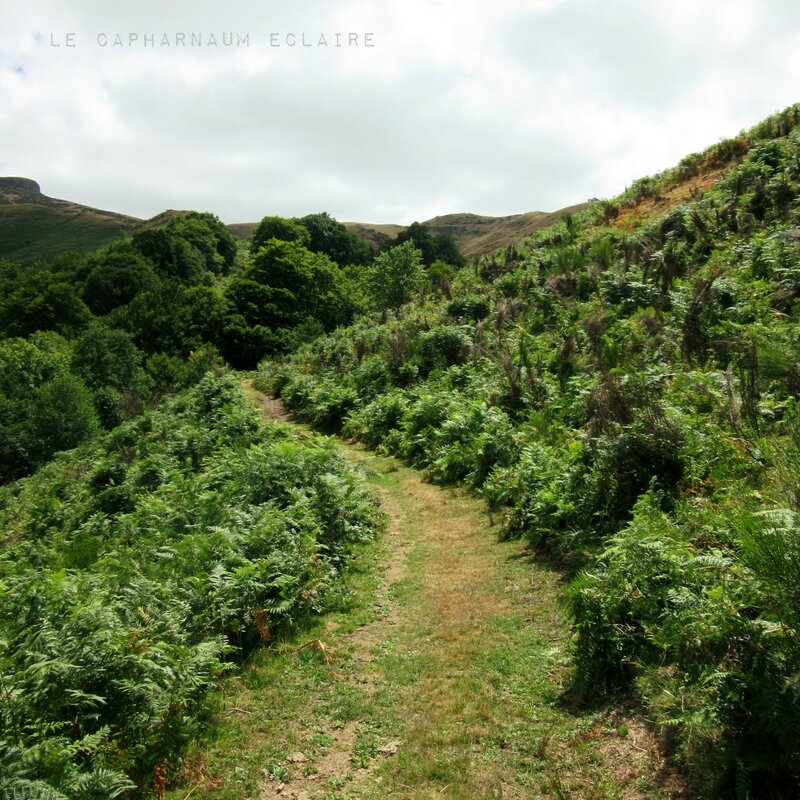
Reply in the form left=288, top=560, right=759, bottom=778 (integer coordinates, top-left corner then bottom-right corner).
left=392, top=222, right=465, bottom=267
left=366, top=240, right=424, bottom=311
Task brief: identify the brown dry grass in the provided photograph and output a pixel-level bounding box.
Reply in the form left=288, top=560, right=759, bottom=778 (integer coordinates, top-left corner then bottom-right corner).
left=613, top=168, right=731, bottom=229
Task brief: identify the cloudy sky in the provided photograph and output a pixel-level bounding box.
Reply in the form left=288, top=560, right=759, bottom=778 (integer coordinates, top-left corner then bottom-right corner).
left=1, top=0, right=800, bottom=224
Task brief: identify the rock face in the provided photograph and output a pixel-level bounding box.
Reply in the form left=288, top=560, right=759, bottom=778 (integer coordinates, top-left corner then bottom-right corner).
left=0, top=177, right=42, bottom=199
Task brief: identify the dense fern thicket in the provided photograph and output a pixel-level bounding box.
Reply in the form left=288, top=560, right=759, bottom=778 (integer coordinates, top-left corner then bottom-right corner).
left=261, top=104, right=800, bottom=795
left=0, top=372, right=382, bottom=798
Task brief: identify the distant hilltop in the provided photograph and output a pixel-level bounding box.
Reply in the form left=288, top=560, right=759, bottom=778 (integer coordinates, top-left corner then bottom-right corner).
left=0, top=176, right=588, bottom=263
left=0, top=177, right=42, bottom=199
left=0, top=177, right=160, bottom=263
left=231, top=205, right=591, bottom=261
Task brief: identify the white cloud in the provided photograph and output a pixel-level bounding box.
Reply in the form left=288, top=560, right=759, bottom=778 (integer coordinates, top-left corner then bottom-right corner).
left=0, top=0, right=798, bottom=223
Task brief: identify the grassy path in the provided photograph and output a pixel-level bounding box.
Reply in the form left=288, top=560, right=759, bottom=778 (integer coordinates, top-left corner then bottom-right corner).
left=165, top=388, right=683, bottom=800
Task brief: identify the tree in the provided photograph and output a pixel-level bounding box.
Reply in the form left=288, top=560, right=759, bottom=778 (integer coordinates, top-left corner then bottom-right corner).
left=71, top=322, right=145, bottom=393
left=163, top=212, right=237, bottom=274
left=110, top=282, right=190, bottom=356
left=366, top=241, right=424, bottom=311
left=393, top=222, right=436, bottom=264
left=221, top=239, right=357, bottom=366
left=251, top=216, right=310, bottom=253
left=0, top=336, right=98, bottom=481
left=244, top=239, right=353, bottom=329
left=132, top=227, right=205, bottom=283
left=0, top=260, right=90, bottom=338
left=82, top=243, right=159, bottom=315
left=298, top=212, right=374, bottom=266
left=180, top=284, right=231, bottom=347
left=433, top=231, right=466, bottom=267
left=392, top=223, right=465, bottom=267
left=29, top=373, right=99, bottom=461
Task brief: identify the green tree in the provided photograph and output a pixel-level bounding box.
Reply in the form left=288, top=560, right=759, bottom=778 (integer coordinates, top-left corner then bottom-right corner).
left=131, top=227, right=205, bottom=283
left=216, top=314, right=276, bottom=370
left=366, top=241, right=424, bottom=311
left=163, top=212, right=237, bottom=274
left=244, top=239, right=353, bottom=329
left=111, top=282, right=191, bottom=356
left=251, top=216, right=311, bottom=252
left=433, top=231, right=466, bottom=267
left=29, top=373, right=99, bottom=461
left=0, top=260, right=90, bottom=337
left=221, top=240, right=356, bottom=367
left=82, top=243, right=159, bottom=315
left=0, top=336, right=99, bottom=480
left=392, top=223, right=465, bottom=267
left=71, top=322, right=146, bottom=393
left=181, top=284, right=231, bottom=348
left=298, top=212, right=374, bottom=266
left=393, top=221, right=436, bottom=264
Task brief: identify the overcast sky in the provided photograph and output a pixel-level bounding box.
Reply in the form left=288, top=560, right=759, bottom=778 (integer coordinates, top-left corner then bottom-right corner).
left=1, top=0, right=799, bottom=224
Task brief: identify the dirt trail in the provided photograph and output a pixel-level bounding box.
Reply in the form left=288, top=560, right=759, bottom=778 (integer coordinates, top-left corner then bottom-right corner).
left=217, top=387, right=684, bottom=799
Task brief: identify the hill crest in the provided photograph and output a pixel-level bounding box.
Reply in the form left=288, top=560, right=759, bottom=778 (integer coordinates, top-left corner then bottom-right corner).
left=1, top=177, right=587, bottom=263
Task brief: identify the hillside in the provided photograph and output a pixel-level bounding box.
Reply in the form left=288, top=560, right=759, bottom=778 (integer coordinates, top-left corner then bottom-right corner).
left=402, top=203, right=591, bottom=257
left=1, top=177, right=590, bottom=264
left=0, top=177, right=142, bottom=263
left=4, top=103, right=800, bottom=798
left=0, top=177, right=197, bottom=263
left=260, top=102, right=800, bottom=797
left=224, top=207, right=596, bottom=259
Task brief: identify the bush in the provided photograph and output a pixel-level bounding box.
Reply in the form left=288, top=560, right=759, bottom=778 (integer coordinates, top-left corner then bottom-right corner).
left=29, top=373, right=99, bottom=464
left=344, top=390, right=409, bottom=448
left=418, top=325, right=472, bottom=374
left=446, top=295, right=490, bottom=322
left=571, top=492, right=800, bottom=795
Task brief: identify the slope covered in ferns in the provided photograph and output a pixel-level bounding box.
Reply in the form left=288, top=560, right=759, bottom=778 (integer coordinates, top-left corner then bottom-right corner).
left=260, top=103, right=800, bottom=797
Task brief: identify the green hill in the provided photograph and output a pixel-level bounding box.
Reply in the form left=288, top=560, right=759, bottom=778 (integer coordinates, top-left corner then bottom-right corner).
left=0, top=177, right=142, bottom=262
left=5, top=103, right=800, bottom=798
left=0, top=178, right=201, bottom=263
left=261, top=103, right=800, bottom=797
left=2, top=177, right=589, bottom=264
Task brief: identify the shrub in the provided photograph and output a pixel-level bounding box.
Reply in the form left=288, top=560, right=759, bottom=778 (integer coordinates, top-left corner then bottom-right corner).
left=344, top=390, right=409, bottom=448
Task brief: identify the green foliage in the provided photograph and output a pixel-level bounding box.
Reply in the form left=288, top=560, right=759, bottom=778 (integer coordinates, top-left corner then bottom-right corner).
left=418, top=325, right=472, bottom=373
left=392, top=222, right=465, bottom=267
left=162, top=212, right=236, bottom=275
left=251, top=215, right=311, bottom=252
left=366, top=241, right=424, bottom=312
left=446, top=295, right=490, bottom=322
left=82, top=244, right=159, bottom=316
left=0, top=335, right=99, bottom=481
left=29, top=371, right=100, bottom=459
left=131, top=227, right=205, bottom=283
left=6, top=103, right=800, bottom=796
left=265, top=103, right=800, bottom=794
left=297, top=212, right=374, bottom=266
left=570, top=491, right=800, bottom=796
left=222, top=238, right=357, bottom=368
left=71, top=322, right=146, bottom=394
left=0, top=260, right=90, bottom=339
left=343, top=389, right=409, bottom=448
left=0, top=373, right=382, bottom=797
